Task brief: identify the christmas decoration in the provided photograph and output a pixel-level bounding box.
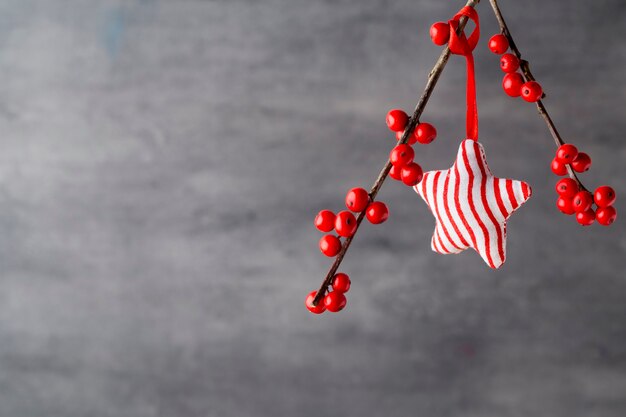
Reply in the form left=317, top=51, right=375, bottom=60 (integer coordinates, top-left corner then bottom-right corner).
left=305, top=0, right=618, bottom=313
left=415, top=139, right=531, bottom=269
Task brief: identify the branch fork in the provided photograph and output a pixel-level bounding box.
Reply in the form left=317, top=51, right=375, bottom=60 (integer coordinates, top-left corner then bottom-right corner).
left=312, top=0, right=593, bottom=304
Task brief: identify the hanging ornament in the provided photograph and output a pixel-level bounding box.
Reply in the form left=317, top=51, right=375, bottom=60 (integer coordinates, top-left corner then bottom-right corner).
left=415, top=140, right=531, bottom=269
left=415, top=6, right=531, bottom=269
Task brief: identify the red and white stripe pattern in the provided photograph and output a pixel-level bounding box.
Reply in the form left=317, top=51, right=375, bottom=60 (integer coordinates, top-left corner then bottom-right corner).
left=414, top=139, right=532, bottom=269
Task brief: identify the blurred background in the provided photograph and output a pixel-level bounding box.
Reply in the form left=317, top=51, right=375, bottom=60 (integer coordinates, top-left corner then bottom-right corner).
left=0, top=0, right=625, bottom=416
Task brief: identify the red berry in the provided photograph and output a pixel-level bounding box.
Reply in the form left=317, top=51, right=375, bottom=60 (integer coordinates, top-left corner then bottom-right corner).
left=555, top=178, right=579, bottom=198
left=502, top=73, right=524, bottom=97
left=401, top=162, right=423, bottom=186
left=345, top=187, right=370, bottom=212
left=396, top=130, right=417, bottom=145
left=499, top=53, right=520, bottom=73
left=414, top=122, right=437, bottom=144
left=314, top=210, right=335, bottom=232
left=576, top=209, right=595, bottom=226
left=319, top=235, right=341, bottom=257
left=596, top=206, right=617, bottom=226
left=572, top=191, right=593, bottom=212
left=594, top=186, right=616, bottom=208
left=324, top=291, right=347, bottom=312
left=556, top=197, right=575, bottom=215
left=556, top=144, right=578, bottom=164
left=390, top=144, right=414, bottom=167
left=366, top=201, right=389, bottom=224
left=571, top=152, right=592, bottom=173
left=521, top=81, right=543, bottom=102
left=488, top=34, right=509, bottom=54
left=430, top=22, right=450, bottom=46
left=551, top=158, right=567, bottom=176
left=332, top=273, right=351, bottom=293
left=389, top=165, right=402, bottom=181
left=305, top=291, right=326, bottom=314
left=386, top=109, right=408, bottom=132
left=334, top=211, right=357, bottom=238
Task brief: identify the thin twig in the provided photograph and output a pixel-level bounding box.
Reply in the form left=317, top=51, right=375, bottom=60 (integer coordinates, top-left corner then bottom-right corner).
left=312, top=0, right=482, bottom=306
left=488, top=0, right=588, bottom=192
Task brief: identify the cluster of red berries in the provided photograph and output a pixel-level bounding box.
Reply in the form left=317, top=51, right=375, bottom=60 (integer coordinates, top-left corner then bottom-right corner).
left=552, top=144, right=617, bottom=226
left=315, top=188, right=389, bottom=257
left=306, top=107, right=433, bottom=314
left=487, top=34, right=543, bottom=102
left=307, top=188, right=389, bottom=313
left=551, top=143, right=591, bottom=176
left=386, top=109, right=435, bottom=186
left=305, top=273, right=351, bottom=314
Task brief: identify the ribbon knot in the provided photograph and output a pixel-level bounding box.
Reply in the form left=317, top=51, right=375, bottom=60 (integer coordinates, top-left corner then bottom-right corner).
left=445, top=6, right=480, bottom=141
left=448, top=7, right=480, bottom=56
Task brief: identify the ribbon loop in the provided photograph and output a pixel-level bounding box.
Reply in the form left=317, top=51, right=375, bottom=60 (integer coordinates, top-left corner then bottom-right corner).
left=450, top=6, right=480, bottom=53
left=446, top=6, right=480, bottom=141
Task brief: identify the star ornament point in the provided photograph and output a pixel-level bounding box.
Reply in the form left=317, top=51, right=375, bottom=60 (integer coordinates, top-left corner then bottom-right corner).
left=414, top=139, right=532, bottom=269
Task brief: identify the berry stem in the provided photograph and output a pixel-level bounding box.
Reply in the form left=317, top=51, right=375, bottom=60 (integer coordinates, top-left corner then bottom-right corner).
left=312, top=0, right=482, bottom=306
left=487, top=0, right=589, bottom=192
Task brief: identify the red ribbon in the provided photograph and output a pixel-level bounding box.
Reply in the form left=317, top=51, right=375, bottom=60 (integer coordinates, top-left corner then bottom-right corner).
left=447, top=6, right=480, bottom=141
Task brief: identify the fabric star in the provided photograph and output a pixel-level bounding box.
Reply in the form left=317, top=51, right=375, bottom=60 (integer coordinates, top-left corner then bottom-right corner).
left=414, top=139, right=532, bottom=269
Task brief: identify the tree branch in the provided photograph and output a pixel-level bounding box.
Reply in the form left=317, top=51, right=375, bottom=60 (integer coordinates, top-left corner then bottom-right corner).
left=487, top=0, right=589, bottom=192
left=312, top=0, right=482, bottom=306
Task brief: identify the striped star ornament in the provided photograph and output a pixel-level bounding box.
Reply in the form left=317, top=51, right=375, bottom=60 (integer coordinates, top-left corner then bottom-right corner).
left=414, top=139, right=531, bottom=269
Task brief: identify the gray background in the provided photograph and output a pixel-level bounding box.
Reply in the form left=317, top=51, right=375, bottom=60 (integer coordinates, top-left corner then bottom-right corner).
left=0, top=0, right=625, bottom=416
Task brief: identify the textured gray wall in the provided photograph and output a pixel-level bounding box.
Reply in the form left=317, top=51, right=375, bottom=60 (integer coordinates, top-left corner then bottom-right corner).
left=0, top=0, right=625, bottom=416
